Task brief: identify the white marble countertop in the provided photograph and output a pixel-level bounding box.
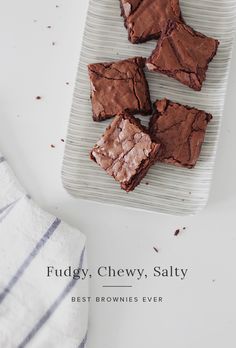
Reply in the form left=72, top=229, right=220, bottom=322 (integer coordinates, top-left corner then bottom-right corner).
left=0, top=1, right=235, bottom=347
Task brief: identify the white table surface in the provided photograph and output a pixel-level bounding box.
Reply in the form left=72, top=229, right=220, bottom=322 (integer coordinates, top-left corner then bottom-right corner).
left=0, top=1, right=236, bottom=347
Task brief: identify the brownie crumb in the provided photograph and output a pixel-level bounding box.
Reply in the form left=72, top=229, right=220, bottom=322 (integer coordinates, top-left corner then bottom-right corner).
left=56, top=5, right=59, bottom=8
left=212, top=279, right=216, bottom=282
left=174, top=227, right=187, bottom=236
left=47, top=25, right=52, bottom=29
left=52, top=42, right=56, bottom=46
left=174, top=229, right=180, bottom=236
left=145, top=182, right=149, bottom=185
left=36, top=96, right=42, bottom=100
left=50, top=144, right=55, bottom=148
left=153, top=247, right=159, bottom=253
left=61, top=138, right=65, bottom=142
left=66, top=82, right=70, bottom=85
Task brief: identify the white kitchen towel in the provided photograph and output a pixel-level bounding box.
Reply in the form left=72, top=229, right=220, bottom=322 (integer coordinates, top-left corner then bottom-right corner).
left=0, top=153, right=88, bottom=348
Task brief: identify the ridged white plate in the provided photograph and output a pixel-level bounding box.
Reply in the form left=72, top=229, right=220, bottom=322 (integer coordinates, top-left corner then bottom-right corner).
left=62, top=0, right=236, bottom=215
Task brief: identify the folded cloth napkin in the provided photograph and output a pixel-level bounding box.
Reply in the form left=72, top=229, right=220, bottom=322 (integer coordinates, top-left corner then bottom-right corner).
left=0, top=153, right=88, bottom=348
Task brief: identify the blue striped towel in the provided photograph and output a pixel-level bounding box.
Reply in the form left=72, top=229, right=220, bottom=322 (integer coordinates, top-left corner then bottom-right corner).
left=0, top=154, right=88, bottom=348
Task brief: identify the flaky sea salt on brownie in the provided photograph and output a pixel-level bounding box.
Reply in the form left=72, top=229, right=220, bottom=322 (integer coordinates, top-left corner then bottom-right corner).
left=88, top=57, right=152, bottom=121
left=90, top=113, right=160, bottom=192
left=120, top=0, right=182, bottom=44
left=146, top=20, right=219, bottom=91
left=149, top=99, right=212, bottom=168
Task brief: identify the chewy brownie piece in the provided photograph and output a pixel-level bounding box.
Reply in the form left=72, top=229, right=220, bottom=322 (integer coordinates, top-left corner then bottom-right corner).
left=90, top=113, right=160, bottom=191
left=120, top=0, right=182, bottom=44
left=149, top=99, right=212, bottom=168
left=88, top=57, right=152, bottom=121
left=146, top=20, right=219, bottom=91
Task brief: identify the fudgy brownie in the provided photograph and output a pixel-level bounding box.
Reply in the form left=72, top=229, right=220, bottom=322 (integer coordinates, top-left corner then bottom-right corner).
left=120, top=0, right=182, bottom=44
left=88, top=57, right=152, bottom=121
left=146, top=21, right=219, bottom=91
left=149, top=99, right=212, bottom=168
left=90, top=113, right=160, bottom=191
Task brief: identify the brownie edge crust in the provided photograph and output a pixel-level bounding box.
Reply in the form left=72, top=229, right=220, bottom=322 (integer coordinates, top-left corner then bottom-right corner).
left=91, top=113, right=160, bottom=192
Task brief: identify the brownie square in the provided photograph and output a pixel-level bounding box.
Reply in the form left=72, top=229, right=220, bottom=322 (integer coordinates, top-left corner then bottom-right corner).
left=90, top=113, right=160, bottom=191
left=120, top=0, right=182, bottom=44
left=149, top=99, right=212, bottom=168
left=88, top=57, right=152, bottom=121
left=146, top=21, right=219, bottom=91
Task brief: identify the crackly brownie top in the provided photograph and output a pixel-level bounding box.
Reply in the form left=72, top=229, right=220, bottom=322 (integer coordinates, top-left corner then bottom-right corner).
left=149, top=99, right=212, bottom=168
left=147, top=21, right=219, bottom=90
left=120, top=0, right=182, bottom=43
left=88, top=57, right=151, bottom=121
left=91, top=113, right=156, bottom=183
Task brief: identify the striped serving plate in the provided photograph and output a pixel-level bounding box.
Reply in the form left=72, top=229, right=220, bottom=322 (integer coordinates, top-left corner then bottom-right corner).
left=62, top=0, right=236, bottom=215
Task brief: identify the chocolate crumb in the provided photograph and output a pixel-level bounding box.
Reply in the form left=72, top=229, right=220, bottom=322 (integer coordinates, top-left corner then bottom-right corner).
left=174, top=229, right=180, bottom=236
left=33, top=19, right=37, bottom=23
left=153, top=247, right=159, bottom=253
left=61, top=139, right=65, bottom=142
left=145, top=182, right=149, bottom=185
left=50, top=144, right=55, bottom=148
left=47, top=25, right=52, bottom=29
left=174, top=227, right=186, bottom=236
left=212, top=279, right=216, bottom=282
left=66, top=82, right=70, bottom=85
left=56, top=5, right=59, bottom=8
left=36, top=96, right=42, bottom=100
left=52, top=42, right=56, bottom=46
